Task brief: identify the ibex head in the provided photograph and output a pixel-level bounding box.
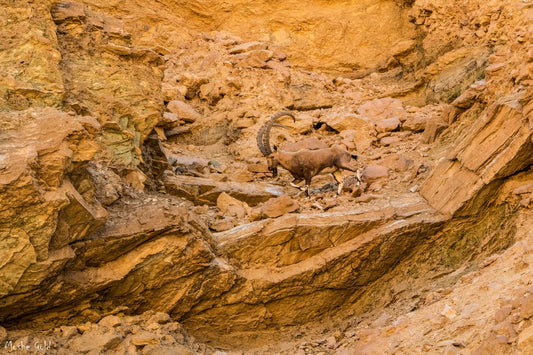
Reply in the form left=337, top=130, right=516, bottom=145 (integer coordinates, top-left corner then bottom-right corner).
left=256, top=111, right=296, bottom=176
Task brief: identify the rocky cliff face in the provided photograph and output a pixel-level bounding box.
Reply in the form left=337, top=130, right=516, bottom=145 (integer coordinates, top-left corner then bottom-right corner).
left=2, top=0, right=533, bottom=354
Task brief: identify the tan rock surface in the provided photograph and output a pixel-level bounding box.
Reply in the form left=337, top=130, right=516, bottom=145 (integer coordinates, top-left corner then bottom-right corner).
left=2, top=0, right=533, bottom=354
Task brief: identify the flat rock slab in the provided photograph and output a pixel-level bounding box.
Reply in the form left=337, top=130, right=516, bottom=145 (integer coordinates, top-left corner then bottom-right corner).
left=162, top=172, right=284, bottom=206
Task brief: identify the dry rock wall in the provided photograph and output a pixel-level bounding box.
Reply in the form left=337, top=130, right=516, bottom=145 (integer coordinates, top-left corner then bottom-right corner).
left=1, top=0, right=533, bottom=354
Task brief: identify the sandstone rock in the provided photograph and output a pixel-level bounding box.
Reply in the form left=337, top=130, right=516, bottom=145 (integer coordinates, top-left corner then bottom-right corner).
left=320, top=113, right=371, bottom=132
left=247, top=163, right=270, bottom=173
left=210, top=218, right=236, bottom=232
left=51, top=2, right=85, bottom=23
left=518, top=325, right=533, bottom=353
left=358, top=97, right=407, bottom=123
left=166, top=100, right=202, bottom=123
left=421, top=98, right=533, bottom=216
left=217, top=192, right=249, bottom=219
left=519, top=294, right=533, bottom=320
left=513, top=184, right=533, bottom=195
left=124, top=169, right=147, bottom=191
left=229, top=41, right=269, bottom=54
left=380, top=136, right=401, bottom=146
left=99, top=315, right=122, bottom=329
left=68, top=328, right=123, bottom=353
left=60, top=326, right=79, bottom=340
left=161, top=83, right=185, bottom=102
left=362, top=165, right=389, bottom=181
left=163, top=173, right=284, bottom=205
left=281, top=137, right=330, bottom=152
left=494, top=305, right=513, bottom=323
left=422, top=114, right=449, bottom=143
left=375, top=117, right=401, bottom=133
left=402, top=115, right=428, bottom=132
left=159, top=112, right=179, bottom=128
left=147, top=312, right=171, bottom=325
left=130, top=331, right=160, bottom=346
left=50, top=181, right=108, bottom=250
left=473, top=333, right=510, bottom=355
left=0, top=326, right=6, bottom=343
left=380, top=154, right=413, bottom=172
left=440, top=304, right=457, bottom=320
left=235, top=50, right=274, bottom=68
left=261, top=195, right=299, bottom=218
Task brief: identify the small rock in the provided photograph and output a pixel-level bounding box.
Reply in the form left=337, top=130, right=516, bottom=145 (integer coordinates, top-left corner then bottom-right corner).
left=210, top=217, right=235, bottom=232
left=229, top=41, right=268, bottom=54
left=60, top=325, right=79, bottom=339
left=441, top=304, right=457, bottom=320
left=261, top=195, right=299, bottom=218
left=68, top=329, right=123, bottom=353
left=513, top=184, right=533, bottom=195
left=159, top=112, right=179, bottom=127
left=358, top=97, right=406, bottom=123
left=148, top=312, right=171, bottom=325
left=217, top=192, right=249, bottom=219
left=235, top=50, right=273, bottom=68
left=325, top=336, right=337, bottom=349
left=375, top=117, right=401, bottom=133
left=130, top=332, right=160, bottom=346
left=474, top=333, right=510, bottom=355
left=99, top=315, right=122, bottom=329
left=247, top=163, right=270, bottom=173
left=380, top=154, right=413, bottom=172
left=519, top=294, right=533, bottom=320
left=402, top=115, right=428, bottom=132
left=166, top=100, right=202, bottom=123
left=380, top=136, right=401, bottom=146
left=362, top=165, right=389, bottom=181
left=494, top=305, right=513, bottom=323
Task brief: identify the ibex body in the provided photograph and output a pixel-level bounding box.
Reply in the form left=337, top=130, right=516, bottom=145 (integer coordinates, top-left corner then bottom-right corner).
left=257, top=111, right=359, bottom=196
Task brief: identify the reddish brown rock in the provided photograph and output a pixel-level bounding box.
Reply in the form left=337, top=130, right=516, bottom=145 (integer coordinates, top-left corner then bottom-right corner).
left=166, top=100, right=202, bottom=123
left=402, top=115, right=428, bottom=132
left=375, top=117, right=401, bottom=133
left=358, top=97, right=407, bottom=123
left=518, top=326, right=533, bottom=354
left=261, top=195, right=299, bottom=218
left=362, top=165, right=389, bottom=181
left=216, top=192, right=250, bottom=219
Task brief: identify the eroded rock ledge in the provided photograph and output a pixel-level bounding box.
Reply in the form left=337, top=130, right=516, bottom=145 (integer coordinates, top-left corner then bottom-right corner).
left=2, top=0, right=533, bottom=353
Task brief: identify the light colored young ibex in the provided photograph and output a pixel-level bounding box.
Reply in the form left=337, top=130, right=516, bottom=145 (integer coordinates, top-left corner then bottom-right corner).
left=257, top=111, right=360, bottom=196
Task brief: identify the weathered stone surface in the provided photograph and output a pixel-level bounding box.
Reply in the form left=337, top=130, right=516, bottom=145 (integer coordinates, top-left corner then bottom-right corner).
left=362, top=165, right=389, bottom=181
left=0, top=109, right=99, bottom=298
left=421, top=97, right=533, bottom=216
left=217, top=192, right=250, bottom=219
left=321, top=113, right=372, bottom=132
left=1, top=1, right=533, bottom=353
left=281, top=137, right=330, bottom=152
left=261, top=195, right=299, bottom=218
left=375, top=116, right=401, bottom=133
left=422, top=114, right=449, bottom=143
left=53, top=3, right=164, bottom=166
left=359, top=97, right=407, bottom=124
left=235, top=50, right=274, bottom=68
left=380, top=154, right=413, bottom=172
left=166, top=100, right=202, bottom=123
left=402, top=115, right=428, bottom=132
left=518, top=325, right=533, bottom=354
left=163, top=172, right=284, bottom=206
left=229, top=41, right=269, bottom=54
left=68, top=328, right=123, bottom=353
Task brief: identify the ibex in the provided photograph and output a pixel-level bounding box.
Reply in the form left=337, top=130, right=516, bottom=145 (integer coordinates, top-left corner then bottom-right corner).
left=257, top=111, right=360, bottom=196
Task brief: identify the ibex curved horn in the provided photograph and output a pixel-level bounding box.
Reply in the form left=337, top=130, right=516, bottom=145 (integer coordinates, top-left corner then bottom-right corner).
left=256, top=111, right=295, bottom=156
